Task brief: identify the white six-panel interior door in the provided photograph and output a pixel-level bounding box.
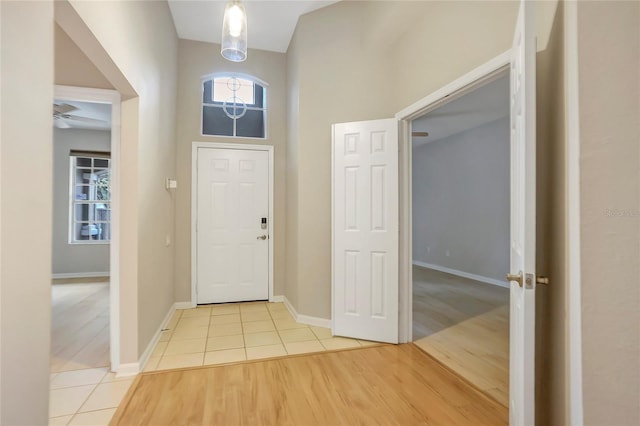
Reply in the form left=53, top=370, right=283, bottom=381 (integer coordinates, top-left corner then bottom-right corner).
left=332, top=119, right=399, bottom=344
left=195, top=146, right=270, bottom=304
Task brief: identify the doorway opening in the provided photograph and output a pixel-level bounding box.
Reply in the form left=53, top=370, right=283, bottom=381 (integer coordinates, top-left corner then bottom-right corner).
left=409, top=74, right=511, bottom=406
left=50, top=86, right=122, bottom=381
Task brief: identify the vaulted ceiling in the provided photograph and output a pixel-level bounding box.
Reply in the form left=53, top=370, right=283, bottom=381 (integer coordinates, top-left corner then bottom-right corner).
left=168, top=1, right=339, bottom=53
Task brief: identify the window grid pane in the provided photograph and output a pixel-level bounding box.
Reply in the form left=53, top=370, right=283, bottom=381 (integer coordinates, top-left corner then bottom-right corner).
left=70, top=155, right=111, bottom=243
left=202, top=75, right=266, bottom=138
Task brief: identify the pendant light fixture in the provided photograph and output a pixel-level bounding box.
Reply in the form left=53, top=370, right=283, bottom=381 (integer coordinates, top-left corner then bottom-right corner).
left=221, top=0, right=248, bottom=62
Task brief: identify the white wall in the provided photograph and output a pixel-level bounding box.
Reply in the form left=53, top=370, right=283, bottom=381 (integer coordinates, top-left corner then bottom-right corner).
left=52, top=128, right=110, bottom=276
left=412, top=117, right=510, bottom=283
left=1, top=1, right=54, bottom=423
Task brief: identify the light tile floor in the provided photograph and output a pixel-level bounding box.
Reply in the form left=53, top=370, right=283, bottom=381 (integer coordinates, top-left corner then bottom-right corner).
left=145, top=301, right=379, bottom=371
left=48, top=368, right=133, bottom=425
left=48, top=301, right=378, bottom=425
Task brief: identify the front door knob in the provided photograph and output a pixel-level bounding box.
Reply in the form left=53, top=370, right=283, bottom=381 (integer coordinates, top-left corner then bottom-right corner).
left=257, top=235, right=267, bottom=240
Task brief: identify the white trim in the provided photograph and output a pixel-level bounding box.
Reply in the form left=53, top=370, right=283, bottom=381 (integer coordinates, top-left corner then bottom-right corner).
left=191, top=142, right=275, bottom=306
left=413, top=261, right=509, bottom=289
left=396, top=51, right=511, bottom=121
left=136, top=302, right=178, bottom=374
left=283, top=296, right=331, bottom=329
left=395, top=52, right=511, bottom=345
left=398, top=120, right=413, bottom=344
left=565, top=0, right=584, bottom=423
left=270, top=295, right=284, bottom=303
left=54, top=85, right=122, bottom=372
left=52, top=272, right=110, bottom=279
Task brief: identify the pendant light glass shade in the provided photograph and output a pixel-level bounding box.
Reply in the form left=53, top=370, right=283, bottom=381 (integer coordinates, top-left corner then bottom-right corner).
left=221, top=1, right=247, bottom=62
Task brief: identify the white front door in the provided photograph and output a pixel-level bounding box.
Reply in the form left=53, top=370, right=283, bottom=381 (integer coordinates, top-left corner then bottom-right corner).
left=332, top=119, right=399, bottom=344
left=196, top=147, right=269, bottom=304
left=508, top=0, right=537, bottom=424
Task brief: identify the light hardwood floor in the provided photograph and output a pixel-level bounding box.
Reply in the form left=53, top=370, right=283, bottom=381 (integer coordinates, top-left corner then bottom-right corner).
left=412, top=266, right=509, bottom=406
left=113, top=344, right=507, bottom=425
left=51, top=282, right=110, bottom=373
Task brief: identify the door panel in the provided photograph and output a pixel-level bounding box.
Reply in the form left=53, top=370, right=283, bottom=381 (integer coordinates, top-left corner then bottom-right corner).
left=196, top=148, right=269, bottom=304
left=508, top=0, right=536, bottom=424
left=332, top=119, right=399, bottom=344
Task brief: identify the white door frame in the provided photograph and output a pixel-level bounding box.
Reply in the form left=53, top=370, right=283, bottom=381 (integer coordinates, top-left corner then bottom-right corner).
left=53, top=85, right=122, bottom=371
left=191, top=142, right=275, bottom=306
left=395, top=51, right=511, bottom=344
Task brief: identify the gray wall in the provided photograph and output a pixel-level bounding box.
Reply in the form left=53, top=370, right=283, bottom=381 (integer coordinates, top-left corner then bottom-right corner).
left=412, top=117, right=510, bottom=282
left=285, top=1, right=520, bottom=319
left=52, top=128, right=110, bottom=275
left=173, top=39, right=287, bottom=303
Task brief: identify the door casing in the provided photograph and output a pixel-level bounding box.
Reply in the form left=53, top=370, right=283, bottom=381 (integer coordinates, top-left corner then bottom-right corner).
left=190, top=142, right=275, bottom=307
left=395, top=51, right=511, bottom=343
left=54, top=85, right=123, bottom=372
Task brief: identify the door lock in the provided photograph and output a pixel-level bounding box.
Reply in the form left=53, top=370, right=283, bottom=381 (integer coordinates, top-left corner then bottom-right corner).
left=257, top=235, right=268, bottom=240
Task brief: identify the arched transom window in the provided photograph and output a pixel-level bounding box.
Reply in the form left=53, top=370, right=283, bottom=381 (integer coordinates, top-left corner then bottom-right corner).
left=202, top=75, right=266, bottom=138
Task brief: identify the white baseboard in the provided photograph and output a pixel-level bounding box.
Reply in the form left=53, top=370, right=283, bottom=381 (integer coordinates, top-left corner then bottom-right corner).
left=413, top=261, right=509, bottom=289
left=175, top=301, right=195, bottom=310
left=134, top=302, right=180, bottom=375
left=116, top=362, right=139, bottom=378
left=270, top=295, right=284, bottom=303
left=52, top=272, right=110, bottom=279
left=282, top=296, right=331, bottom=329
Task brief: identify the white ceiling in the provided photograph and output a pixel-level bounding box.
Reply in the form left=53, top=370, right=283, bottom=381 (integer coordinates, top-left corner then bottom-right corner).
left=53, top=100, right=112, bottom=131
left=412, top=75, right=510, bottom=148
left=168, top=1, right=339, bottom=53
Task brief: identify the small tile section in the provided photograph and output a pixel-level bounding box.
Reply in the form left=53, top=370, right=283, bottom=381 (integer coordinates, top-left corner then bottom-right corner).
left=49, top=301, right=374, bottom=425
left=278, top=328, right=317, bottom=343
left=68, top=408, right=117, bottom=426
left=156, top=353, right=205, bottom=371
left=49, top=384, right=96, bottom=418
left=242, top=320, right=276, bottom=334
left=49, top=415, right=73, bottom=426
left=320, top=337, right=362, bottom=351
left=246, top=344, right=287, bottom=360
left=244, top=331, right=281, bottom=347
left=206, top=334, right=245, bottom=351
left=79, top=379, right=134, bottom=412
left=204, top=348, right=247, bottom=365
left=50, top=368, right=108, bottom=389
left=284, top=340, right=326, bottom=355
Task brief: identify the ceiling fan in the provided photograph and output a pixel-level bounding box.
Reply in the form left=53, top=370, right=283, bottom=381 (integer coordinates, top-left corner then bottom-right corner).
left=53, top=103, right=108, bottom=129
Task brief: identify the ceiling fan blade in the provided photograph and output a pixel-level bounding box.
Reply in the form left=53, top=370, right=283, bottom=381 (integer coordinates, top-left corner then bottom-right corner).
left=412, top=131, right=429, bottom=137
left=53, top=103, right=78, bottom=114
left=61, top=115, right=108, bottom=124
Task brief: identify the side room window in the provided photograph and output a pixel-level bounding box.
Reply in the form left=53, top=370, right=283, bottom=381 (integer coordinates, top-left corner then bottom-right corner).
left=69, top=151, right=111, bottom=243
left=202, top=75, right=267, bottom=138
